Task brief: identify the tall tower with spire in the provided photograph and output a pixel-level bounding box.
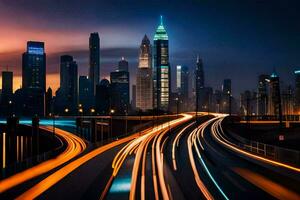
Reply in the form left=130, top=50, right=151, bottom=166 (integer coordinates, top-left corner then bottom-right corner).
left=153, top=15, right=170, bottom=111
left=136, top=35, right=153, bottom=111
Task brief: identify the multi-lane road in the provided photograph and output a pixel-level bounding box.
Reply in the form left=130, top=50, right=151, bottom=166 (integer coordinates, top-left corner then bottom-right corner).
left=1, top=113, right=300, bottom=200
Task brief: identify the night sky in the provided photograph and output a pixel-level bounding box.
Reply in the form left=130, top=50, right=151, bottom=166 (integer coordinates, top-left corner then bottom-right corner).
left=0, top=0, right=299, bottom=97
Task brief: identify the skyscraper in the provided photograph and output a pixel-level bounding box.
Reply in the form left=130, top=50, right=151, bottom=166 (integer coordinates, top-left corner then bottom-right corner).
left=222, top=79, right=232, bottom=114
left=294, top=70, right=300, bottom=113
left=110, top=70, right=130, bottom=114
left=79, top=76, right=92, bottom=112
left=195, top=56, right=204, bottom=112
left=153, top=16, right=170, bottom=111
left=136, top=35, right=153, bottom=111
left=176, top=65, right=182, bottom=91
left=45, top=87, right=53, bottom=116
left=257, top=74, right=269, bottom=115
left=89, top=32, right=100, bottom=96
left=21, top=41, right=46, bottom=116
left=22, top=41, right=46, bottom=91
left=180, top=66, right=189, bottom=99
left=1, top=71, right=13, bottom=116
left=1, top=71, right=13, bottom=104
left=96, top=79, right=110, bottom=115
left=268, top=72, right=282, bottom=119
left=59, top=55, right=78, bottom=113
left=118, top=57, right=129, bottom=72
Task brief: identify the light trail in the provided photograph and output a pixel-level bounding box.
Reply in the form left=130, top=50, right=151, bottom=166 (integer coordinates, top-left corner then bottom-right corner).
left=16, top=131, right=141, bottom=200
left=172, top=122, right=195, bottom=170
left=105, top=114, right=193, bottom=200
left=0, top=126, right=86, bottom=193
left=210, top=117, right=300, bottom=173
left=185, top=115, right=230, bottom=200
left=234, top=167, right=300, bottom=200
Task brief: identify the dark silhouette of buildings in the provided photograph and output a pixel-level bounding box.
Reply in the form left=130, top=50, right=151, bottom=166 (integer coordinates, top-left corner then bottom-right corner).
left=110, top=69, right=130, bottom=115
left=45, top=87, right=53, bottom=116
left=195, top=56, right=204, bottom=112
left=56, top=55, right=78, bottom=114
left=294, top=70, right=300, bottom=113
left=96, top=79, right=110, bottom=115
left=1, top=71, right=13, bottom=116
left=79, top=76, right=92, bottom=113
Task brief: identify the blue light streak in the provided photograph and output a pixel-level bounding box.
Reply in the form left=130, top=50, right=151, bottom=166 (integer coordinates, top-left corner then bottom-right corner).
left=109, top=177, right=131, bottom=193
left=198, top=153, right=229, bottom=200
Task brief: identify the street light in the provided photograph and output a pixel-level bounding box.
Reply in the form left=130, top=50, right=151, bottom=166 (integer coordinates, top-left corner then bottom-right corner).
left=175, top=97, right=179, bottom=118
left=110, top=109, right=115, bottom=139
left=64, top=108, right=69, bottom=114
left=90, top=108, right=95, bottom=115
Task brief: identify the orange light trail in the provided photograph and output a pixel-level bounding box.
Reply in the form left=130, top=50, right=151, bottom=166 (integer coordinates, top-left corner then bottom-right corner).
left=107, top=114, right=193, bottom=200
left=16, top=131, right=139, bottom=200
left=210, top=117, right=300, bottom=173
left=0, top=126, right=86, bottom=193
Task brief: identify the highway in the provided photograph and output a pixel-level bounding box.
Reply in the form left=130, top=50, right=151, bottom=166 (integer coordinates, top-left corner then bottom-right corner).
left=1, top=114, right=300, bottom=200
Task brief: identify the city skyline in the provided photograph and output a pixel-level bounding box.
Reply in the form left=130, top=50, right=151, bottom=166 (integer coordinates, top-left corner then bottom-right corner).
left=0, top=1, right=300, bottom=97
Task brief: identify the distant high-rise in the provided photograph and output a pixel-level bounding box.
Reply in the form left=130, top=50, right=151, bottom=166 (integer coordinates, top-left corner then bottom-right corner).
left=222, top=79, right=231, bottom=95
left=180, top=66, right=189, bottom=99
left=96, top=79, right=110, bottom=115
left=89, top=32, right=100, bottom=96
left=110, top=70, right=130, bottom=114
left=118, top=57, right=129, bottom=72
left=153, top=16, right=170, bottom=111
left=268, top=72, right=282, bottom=119
left=294, top=70, right=300, bottom=113
left=45, top=87, right=53, bottom=116
left=22, top=41, right=46, bottom=91
left=176, top=65, right=182, bottom=91
left=257, top=74, right=269, bottom=115
left=1, top=71, right=13, bottom=104
left=222, top=79, right=232, bottom=114
left=1, top=71, right=13, bottom=116
left=79, top=76, right=92, bottom=111
left=59, top=55, right=78, bottom=113
left=195, top=56, right=204, bottom=112
left=131, top=84, right=136, bottom=111
left=136, top=35, right=153, bottom=111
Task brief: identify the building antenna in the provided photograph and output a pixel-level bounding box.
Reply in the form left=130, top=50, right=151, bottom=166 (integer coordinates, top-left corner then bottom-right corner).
left=160, top=15, right=163, bottom=26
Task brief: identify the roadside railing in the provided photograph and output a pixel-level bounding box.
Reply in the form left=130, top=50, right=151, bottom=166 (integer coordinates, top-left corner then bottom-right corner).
left=225, top=125, right=300, bottom=167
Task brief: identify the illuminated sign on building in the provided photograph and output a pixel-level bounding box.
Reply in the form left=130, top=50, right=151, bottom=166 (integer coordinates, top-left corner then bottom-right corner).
left=28, top=46, right=44, bottom=55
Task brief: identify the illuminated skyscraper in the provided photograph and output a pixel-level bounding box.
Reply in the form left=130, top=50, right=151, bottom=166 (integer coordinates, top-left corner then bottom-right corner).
left=89, top=32, right=100, bottom=96
left=136, top=35, right=153, bottom=111
left=22, top=41, right=46, bottom=91
left=176, top=65, right=182, bottom=91
left=153, top=16, right=170, bottom=111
